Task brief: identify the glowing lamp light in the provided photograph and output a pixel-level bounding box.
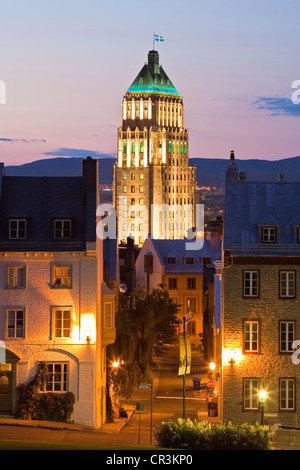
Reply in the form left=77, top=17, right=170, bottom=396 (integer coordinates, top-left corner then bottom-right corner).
left=223, top=348, right=243, bottom=365
left=81, top=313, right=96, bottom=344
left=209, top=362, right=216, bottom=371
left=259, top=390, right=267, bottom=403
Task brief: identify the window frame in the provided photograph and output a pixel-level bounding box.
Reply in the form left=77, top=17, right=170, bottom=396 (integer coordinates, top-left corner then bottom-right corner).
left=279, top=378, right=296, bottom=411
left=243, top=270, right=259, bottom=298
left=103, top=302, right=114, bottom=329
left=279, top=320, right=295, bottom=354
left=5, top=265, right=26, bottom=289
left=52, top=307, right=72, bottom=339
left=168, top=277, right=177, bottom=290
left=243, top=320, right=260, bottom=354
left=9, top=218, right=27, bottom=240
left=261, top=226, right=277, bottom=243
left=279, top=270, right=296, bottom=299
left=40, top=362, right=69, bottom=393
left=6, top=308, right=25, bottom=339
left=53, top=219, right=72, bottom=240
left=187, top=277, right=196, bottom=290
left=243, top=378, right=259, bottom=411
left=52, top=265, right=72, bottom=289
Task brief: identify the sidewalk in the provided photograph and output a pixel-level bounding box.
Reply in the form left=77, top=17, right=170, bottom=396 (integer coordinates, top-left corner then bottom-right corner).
left=0, top=405, right=136, bottom=434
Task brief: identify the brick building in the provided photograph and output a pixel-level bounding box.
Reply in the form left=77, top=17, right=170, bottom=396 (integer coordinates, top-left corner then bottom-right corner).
left=220, top=152, right=300, bottom=426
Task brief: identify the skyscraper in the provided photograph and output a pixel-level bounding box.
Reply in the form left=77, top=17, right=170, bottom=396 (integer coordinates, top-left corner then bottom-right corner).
left=113, top=49, right=196, bottom=246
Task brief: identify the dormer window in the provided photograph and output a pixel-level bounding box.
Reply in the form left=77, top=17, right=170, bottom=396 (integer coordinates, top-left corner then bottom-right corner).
left=54, top=219, right=72, bottom=239
left=184, top=257, right=195, bottom=265
left=262, top=226, right=277, bottom=243
left=166, top=257, right=177, bottom=265
left=9, top=219, right=26, bottom=239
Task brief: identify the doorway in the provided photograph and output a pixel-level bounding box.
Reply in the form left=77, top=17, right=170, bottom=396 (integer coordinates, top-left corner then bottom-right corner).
left=0, top=364, right=13, bottom=413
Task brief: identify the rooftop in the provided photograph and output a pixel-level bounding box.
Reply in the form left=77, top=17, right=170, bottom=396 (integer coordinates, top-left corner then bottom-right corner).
left=126, top=50, right=180, bottom=98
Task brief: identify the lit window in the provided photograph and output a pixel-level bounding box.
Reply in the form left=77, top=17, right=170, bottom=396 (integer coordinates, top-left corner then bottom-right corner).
left=53, top=266, right=71, bottom=288
left=243, top=378, right=259, bottom=410
left=280, top=271, right=295, bottom=298
left=53, top=309, right=71, bottom=339
left=123, top=185, right=127, bottom=193
left=6, top=266, right=26, bottom=289
left=244, top=321, right=259, bottom=352
left=9, top=219, right=26, bottom=239
left=139, top=186, right=144, bottom=193
left=7, top=309, right=25, bottom=338
left=54, top=219, right=72, bottom=239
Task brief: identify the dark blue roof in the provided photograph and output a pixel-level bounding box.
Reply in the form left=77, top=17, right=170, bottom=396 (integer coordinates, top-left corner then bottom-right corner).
left=0, top=159, right=98, bottom=251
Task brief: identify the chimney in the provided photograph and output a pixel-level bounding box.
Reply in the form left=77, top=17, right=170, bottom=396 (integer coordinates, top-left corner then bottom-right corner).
left=82, top=157, right=98, bottom=192
left=226, top=150, right=238, bottom=188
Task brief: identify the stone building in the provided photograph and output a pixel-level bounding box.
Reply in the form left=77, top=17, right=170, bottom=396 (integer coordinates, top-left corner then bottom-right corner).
left=0, top=158, right=116, bottom=427
left=135, top=235, right=221, bottom=342
left=221, top=152, right=300, bottom=426
left=113, top=49, right=197, bottom=246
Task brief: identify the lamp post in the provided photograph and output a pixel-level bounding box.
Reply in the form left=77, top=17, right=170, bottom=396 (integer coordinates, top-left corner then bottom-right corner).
left=259, top=390, right=267, bottom=425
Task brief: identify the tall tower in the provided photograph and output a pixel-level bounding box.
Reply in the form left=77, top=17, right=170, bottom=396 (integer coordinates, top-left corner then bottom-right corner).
left=113, top=50, right=196, bottom=246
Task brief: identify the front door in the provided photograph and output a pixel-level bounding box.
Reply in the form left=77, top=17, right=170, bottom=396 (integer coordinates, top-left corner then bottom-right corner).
left=0, top=364, right=13, bottom=413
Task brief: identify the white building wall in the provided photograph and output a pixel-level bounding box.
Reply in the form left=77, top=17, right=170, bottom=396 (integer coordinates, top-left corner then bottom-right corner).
left=0, top=251, right=99, bottom=427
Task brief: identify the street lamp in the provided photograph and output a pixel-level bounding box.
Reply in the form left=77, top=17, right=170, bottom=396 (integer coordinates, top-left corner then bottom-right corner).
left=259, top=390, right=267, bottom=425
left=209, top=362, right=216, bottom=371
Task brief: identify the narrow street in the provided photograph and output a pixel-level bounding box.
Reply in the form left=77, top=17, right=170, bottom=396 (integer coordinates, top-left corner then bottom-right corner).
left=0, top=342, right=211, bottom=448
left=117, top=342, right=210, bottom=446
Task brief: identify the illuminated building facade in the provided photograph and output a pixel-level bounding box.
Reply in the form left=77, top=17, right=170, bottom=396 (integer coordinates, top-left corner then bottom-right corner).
left=220, top=153, right=300, bottom=427
left=0, top=158, right=115, bottom=427
left=113, top=50, right=196, bottom=246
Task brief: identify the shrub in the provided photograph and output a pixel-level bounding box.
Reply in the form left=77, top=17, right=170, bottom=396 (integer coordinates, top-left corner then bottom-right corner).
left=15, top=362, right=75, bottom=423
left=154, top=418, right=273, bottom=450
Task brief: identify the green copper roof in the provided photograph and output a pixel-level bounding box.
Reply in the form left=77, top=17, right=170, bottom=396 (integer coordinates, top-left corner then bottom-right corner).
left=126, top=50, right=180, bottom=97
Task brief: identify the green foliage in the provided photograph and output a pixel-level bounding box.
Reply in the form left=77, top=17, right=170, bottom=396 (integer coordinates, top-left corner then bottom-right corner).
left=15, top=361, right=75, bottom=423
left=154, top=418, right=273, bottom=450
left=108, top=286, right=179, bottom=399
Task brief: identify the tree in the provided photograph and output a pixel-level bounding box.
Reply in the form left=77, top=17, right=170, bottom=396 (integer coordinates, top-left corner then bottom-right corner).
left=107, top=286, right=180, bottom=399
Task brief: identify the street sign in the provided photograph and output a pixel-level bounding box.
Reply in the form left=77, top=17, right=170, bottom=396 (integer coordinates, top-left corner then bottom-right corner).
left=136, top=402, right=144, bottom=411
left=138, top=384, right=151, bottom=390
left=207, top=380, right=214, bottom=387
left=184, top=312, right=194, bottom=323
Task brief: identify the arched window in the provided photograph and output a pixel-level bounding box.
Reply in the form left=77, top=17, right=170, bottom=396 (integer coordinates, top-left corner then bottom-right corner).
left=139, top=140, right=144, bottom=152
left=184, top=142, right=187, bottom=154
left=131, top=141, right=135, bottom=153
left=168, top=141, right=172, bottom=153
left=123, top=141, right=127, bottom=153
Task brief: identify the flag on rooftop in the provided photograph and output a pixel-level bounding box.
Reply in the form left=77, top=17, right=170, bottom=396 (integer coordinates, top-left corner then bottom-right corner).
left=154, top=34, right=164, bottom=42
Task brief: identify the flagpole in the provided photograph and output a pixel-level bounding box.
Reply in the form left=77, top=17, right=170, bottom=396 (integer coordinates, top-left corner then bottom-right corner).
left=153, top=33, right=155, bottom=50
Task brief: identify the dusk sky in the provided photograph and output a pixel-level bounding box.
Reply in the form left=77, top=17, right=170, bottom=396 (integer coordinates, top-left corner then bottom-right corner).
left=0, top=0, right=299, bottom=166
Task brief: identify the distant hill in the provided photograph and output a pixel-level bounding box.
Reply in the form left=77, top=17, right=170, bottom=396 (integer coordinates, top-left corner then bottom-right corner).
left=4, top=155, right=300, bottom=187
